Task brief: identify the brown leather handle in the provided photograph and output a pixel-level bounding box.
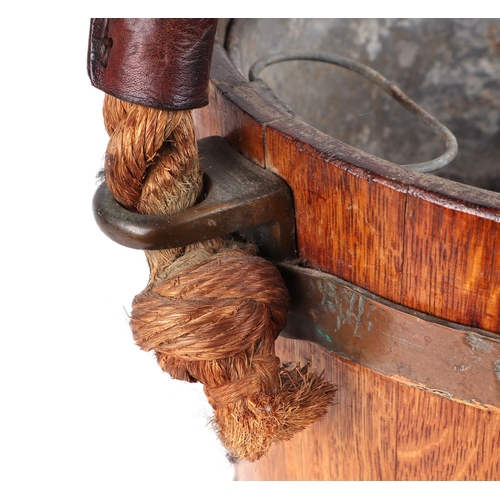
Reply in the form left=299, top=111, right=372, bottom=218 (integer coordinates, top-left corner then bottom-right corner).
left=87, top=18, right=218, bottom=110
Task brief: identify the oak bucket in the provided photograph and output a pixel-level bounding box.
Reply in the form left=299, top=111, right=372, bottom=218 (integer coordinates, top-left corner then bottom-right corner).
left=193, top=19, right=500, bottom=480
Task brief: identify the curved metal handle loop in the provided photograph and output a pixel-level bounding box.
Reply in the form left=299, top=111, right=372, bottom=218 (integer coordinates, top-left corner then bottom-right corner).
left=249, top=52, right=458, bottom=173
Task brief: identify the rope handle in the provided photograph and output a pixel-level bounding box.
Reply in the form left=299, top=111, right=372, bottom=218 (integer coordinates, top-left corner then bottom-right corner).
left=90, top=19, right=336, bottom=462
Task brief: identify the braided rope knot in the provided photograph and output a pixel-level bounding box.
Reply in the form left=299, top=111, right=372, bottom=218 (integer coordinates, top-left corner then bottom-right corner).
left=204, top=355, right=281, bottom=407
left=131, top=249, right=286, bottom=404
left=102, top=94, right=336, bottom=462
left=130, top=247, right=335, bottom=461
left=131, top=249, right=289, bottom=361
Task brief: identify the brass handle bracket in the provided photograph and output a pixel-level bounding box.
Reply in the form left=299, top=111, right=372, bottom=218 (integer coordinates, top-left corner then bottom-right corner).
left=93, top=135, right=298, bottom=262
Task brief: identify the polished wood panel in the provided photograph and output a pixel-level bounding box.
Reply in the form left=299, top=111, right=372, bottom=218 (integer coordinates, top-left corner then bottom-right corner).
left=235, top=337, right=500, bottom=480
left=193, top=42, right=500, bottom=335
left=402, top=187, right=500, bottom=332
left=396, top=383, right=500, bottom=480
left=264, top=119, right=407, bottom=305
left=236, top=337, right=398, bottom=481
left=193, top=33, right=500, bottom=480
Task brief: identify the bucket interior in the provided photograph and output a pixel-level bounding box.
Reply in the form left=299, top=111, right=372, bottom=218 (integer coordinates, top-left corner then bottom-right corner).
left=226, top=19, right=500, bottom=192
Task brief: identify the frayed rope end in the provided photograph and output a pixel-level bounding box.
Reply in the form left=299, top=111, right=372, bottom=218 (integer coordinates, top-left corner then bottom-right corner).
left=209, top=362, right=336, bottom=462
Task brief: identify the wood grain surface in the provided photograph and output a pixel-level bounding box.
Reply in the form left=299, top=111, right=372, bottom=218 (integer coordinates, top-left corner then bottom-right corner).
left=402, top=188, right=500, bottom=332
left=193, top=42, right=500, bottom=335
left=396, top=383, right=500, bottom=480
left=235, top=337, right=500, bottom=480
left=192, top=34, right=500, bottom=480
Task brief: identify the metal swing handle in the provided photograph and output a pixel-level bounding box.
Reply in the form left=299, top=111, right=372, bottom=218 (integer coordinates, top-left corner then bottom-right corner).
left=93, top=136, right=298, bottom=262
left=249, top=52, right=458, bottom=174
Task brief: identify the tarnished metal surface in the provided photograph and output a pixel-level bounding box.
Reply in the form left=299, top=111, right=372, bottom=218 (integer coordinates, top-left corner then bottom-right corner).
left=93, top=133, right=500, bottom=408
left=279, top=263, right=500, bottom=410
left=93, top=136, right=297, bottom=262
left=227, top=19, right=500, bottom=192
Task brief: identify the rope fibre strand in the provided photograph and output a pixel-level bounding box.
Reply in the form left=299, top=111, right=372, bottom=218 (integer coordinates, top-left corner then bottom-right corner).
left=102, top=94, right=336, bottom=462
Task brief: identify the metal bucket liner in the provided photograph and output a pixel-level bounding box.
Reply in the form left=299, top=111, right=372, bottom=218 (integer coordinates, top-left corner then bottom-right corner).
left=227, top=19, right=500, bottom=191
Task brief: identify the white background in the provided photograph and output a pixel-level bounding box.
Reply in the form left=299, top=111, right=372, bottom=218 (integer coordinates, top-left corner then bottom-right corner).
left=2, top=14, right=236, bottom=499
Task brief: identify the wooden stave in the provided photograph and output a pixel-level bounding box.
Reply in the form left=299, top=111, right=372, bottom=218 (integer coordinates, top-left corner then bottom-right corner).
left=192, top=26, right=500, bottom=480
left=193, top=38, right=500, bottom=336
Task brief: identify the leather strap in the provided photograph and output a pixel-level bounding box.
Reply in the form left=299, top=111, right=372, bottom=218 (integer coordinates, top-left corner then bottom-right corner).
left=87, top=18, right=218, bottom=110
